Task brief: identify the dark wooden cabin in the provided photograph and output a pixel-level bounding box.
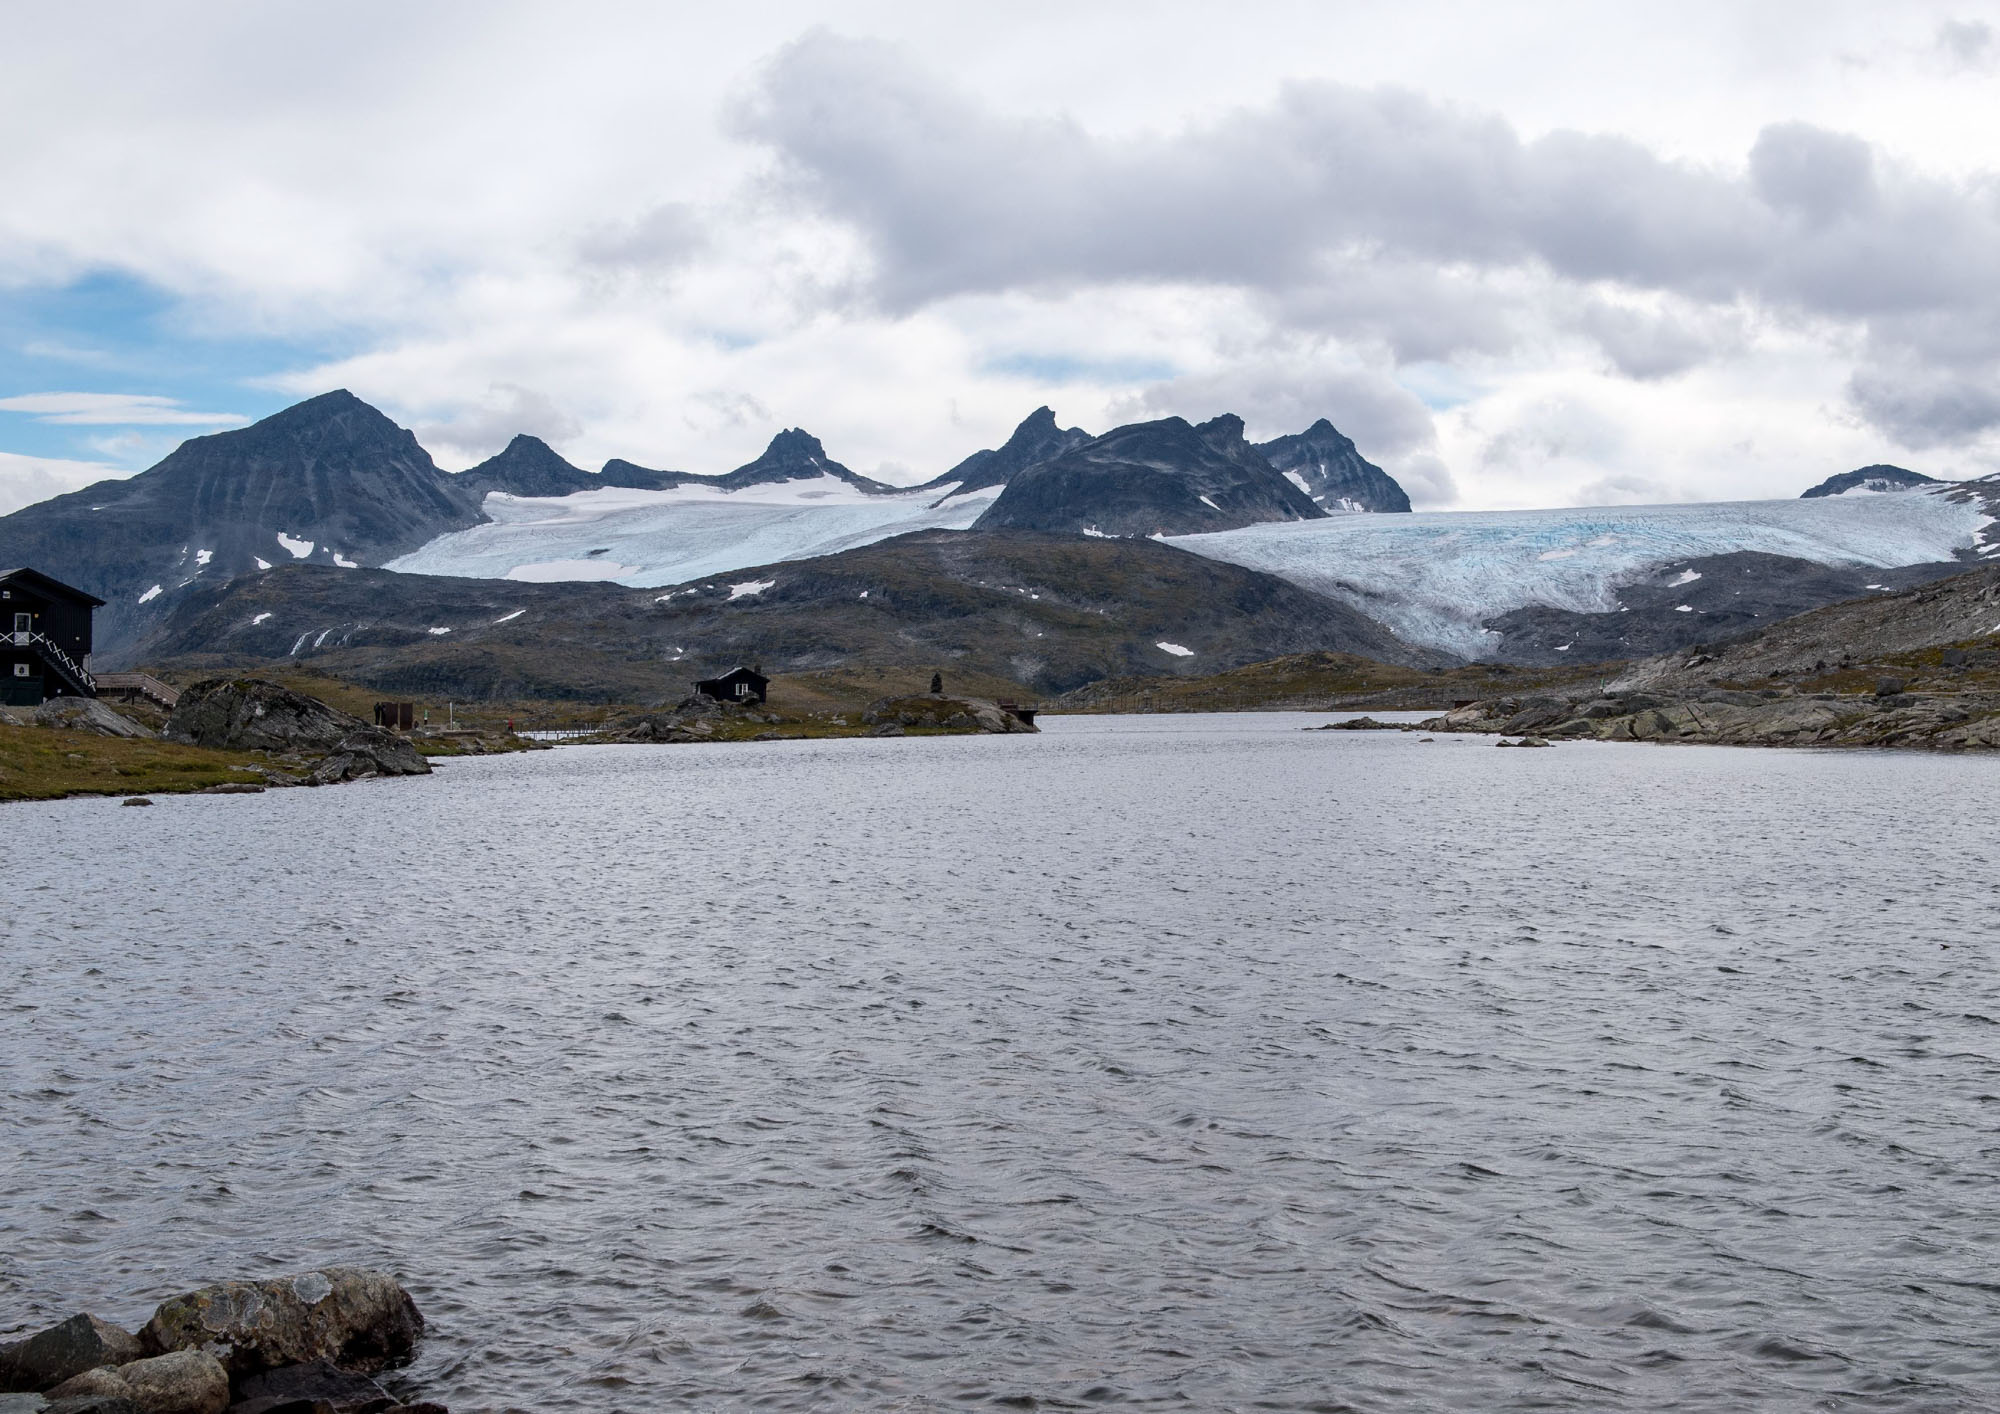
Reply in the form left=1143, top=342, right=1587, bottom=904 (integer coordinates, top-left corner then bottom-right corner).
left=694, top=666, right=769, bottom=705
left=0, top=568, right=102, bottom=706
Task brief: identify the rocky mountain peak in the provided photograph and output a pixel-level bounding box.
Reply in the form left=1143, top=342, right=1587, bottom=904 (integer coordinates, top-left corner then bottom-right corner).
left=916, top=406, right=1093, bottom=499
left=720, top=428, right=893, bottom=494
left=456, top=434, right=594, bottom=499
left=974, top=413, right=1325, bottom=537
left=1255, top=419, right=1412, bottom=514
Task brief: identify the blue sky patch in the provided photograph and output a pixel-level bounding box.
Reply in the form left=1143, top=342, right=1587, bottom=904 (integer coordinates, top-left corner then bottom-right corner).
left=0, top=270, right=345, bottom=469
left=981, top=351, right=1178, bottom=385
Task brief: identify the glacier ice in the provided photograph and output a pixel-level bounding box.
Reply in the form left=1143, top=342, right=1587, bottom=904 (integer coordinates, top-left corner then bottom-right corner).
left=1167, top=489, right=1994, bottom=658
left=386, top=477, right=1000, bottom=587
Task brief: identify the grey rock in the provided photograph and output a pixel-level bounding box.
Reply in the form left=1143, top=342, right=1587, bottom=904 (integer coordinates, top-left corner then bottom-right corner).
left=231, top=1358, right=388, bottom=1409
left=32, top=699, right=153, bottom=739
left=121, top=798, right=152, bottom=807
left=164, top=679, right=362, bottom=753
left=0, top=1394, right=48, bottom=1413
left=141, top=1268, right=422, bottom=1379
left=306, top=731, right=429, bottom=784
left=0, top=1316, right=145, bottom=1393
left=42, top=1397, right=137, bottom=1414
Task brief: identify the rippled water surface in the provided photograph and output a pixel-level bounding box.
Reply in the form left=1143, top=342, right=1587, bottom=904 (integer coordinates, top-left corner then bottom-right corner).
left=7, top=716, right=2000, bottom=1412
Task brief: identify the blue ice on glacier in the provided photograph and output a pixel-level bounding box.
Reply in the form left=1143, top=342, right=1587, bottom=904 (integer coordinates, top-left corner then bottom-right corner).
left=1166, top=489, right=1994, bottom=658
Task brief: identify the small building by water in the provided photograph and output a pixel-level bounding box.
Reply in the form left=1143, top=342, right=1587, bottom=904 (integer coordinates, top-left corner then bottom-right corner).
left=695, top=666, right=769, bottom=705
left=0, top=568, right=101, bottom=706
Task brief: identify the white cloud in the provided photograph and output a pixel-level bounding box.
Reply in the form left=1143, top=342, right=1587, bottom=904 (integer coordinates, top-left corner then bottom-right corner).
left=7, top=3, right=2000, bottom=509
left=0, top=452, right=130, bottom=515
left=0, top=393, right=246, bottom=426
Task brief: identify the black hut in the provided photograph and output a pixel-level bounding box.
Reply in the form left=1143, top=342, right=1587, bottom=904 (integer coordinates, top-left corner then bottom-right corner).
left=694, top=666, right=769, bottom=705
left=0, top=568, right=101, bottom=706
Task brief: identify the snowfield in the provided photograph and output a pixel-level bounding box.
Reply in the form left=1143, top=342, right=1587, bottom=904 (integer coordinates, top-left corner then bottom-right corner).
left=386, top=477, right=1000, bottom=587
left=1168, top=489, right=1995, bottom=659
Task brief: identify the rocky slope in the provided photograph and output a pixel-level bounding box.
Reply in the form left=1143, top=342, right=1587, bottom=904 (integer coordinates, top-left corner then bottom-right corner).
left=127, top=529, right=1443, bottom=699
left=0, top=391, right=483, bottom=660
left=975, top=414, right=1325, bottom=537
left=1254, top=419, right=1412, bottom=513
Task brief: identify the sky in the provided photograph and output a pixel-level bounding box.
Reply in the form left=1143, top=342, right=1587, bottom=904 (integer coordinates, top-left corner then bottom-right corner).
left=5, top=2, right=2000, bottom=515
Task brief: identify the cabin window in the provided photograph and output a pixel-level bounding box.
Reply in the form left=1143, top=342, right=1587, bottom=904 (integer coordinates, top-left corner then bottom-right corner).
left=735, top=682, right=749, bottom=697
left=12, top=663, right=29, bottom=677
left=12, top=613, right=28, bottom=634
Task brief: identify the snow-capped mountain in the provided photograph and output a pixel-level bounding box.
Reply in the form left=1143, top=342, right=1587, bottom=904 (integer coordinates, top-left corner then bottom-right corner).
left=455, top=434, right=694, bottom=498
left=1255, top=419, right=1412, bottom=513
left=1167, top=487, right=1997, bottom=660
left=1799, top=464, right=1942, bottom=498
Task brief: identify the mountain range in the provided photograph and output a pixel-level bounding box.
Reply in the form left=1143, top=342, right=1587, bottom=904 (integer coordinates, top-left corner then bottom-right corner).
left=4, top=387, right=1995, bottom=695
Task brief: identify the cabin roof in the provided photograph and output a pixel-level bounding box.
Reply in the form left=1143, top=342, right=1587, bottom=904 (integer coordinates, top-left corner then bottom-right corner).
left=0, top=567, right=106, bottom=608
left=696, top=666, right=768, bottom=685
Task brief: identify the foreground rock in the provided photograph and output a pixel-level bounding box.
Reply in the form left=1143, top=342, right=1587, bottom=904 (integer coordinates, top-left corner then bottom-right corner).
left=163, top=680, right=429, bottom=781
left=2, top=1269, right=439, bottom=1414
left=31, top=699, right=154, bottom=739
left=142, top=1269, right=422, bottom=1379
left=47, top=1350, right=226, bottom=1414
left=862, top=696, right=1039, bottom=734
left=0, top=1315, right=144, bottom=1393
left=1425, top=688, right=2000, bottom=750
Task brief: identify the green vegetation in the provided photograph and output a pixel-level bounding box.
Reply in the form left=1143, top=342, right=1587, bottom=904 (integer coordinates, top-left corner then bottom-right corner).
left=0, top=725, right=269, bottom=802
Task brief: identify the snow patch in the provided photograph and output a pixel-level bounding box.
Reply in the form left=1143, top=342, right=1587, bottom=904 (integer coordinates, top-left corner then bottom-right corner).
left=1283, top=470, right=1312, bottom=495
left=332, top=552, right=357, bottom=568
left=1199, top=495, right=1222, bottom=511
left=728, top=579, right=775, bottom=601
left=1156, top=641, right=1195, bottom=657
left=428, top=626, right=452, bottom=635
left=254, top=557, right=272, bottom=571
left=1674, top=605, right=1694, bottom=613
left=385, top=477, right=1001, bottom=588
left=194, top=549, right=212, bottom=566
left=277, top=533, right=314, bottom=559
left=1081, top=526, right=1109, bottom=538
left=251, top=612, right=272, bottom=626
left=137, top=584, right=162, bottom=603
left=1668, top=568, right=1701, bottom=586
left=493, top=608, right=525, bottom=624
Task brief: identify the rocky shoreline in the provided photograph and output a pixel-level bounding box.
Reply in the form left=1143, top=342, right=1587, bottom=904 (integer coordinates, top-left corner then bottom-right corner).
left=1416, top=687, right=2000, bottom=750
left=1, top=1268, right=442, bottom=1414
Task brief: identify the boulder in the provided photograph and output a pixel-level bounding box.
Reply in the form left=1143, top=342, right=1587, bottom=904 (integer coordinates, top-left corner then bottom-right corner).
left=1316, top=716, right=1397, bottom=730
left=140, top=1269, right=422, bottom=1379
left=0, top=1316, right=144, bottom=1393
left=32, top=700, right=153, bottom=739
left=163, top=680, right=364, bottom=754
left=47, top=1352, right=225, bottom=1414
left=306, top=731, right=430, bottom=784
left=41, top=1398, right=135, bottom=1414
left=861, top=696, right=1037, bottom=734
left=229, top=1359, right=388, bottom=1411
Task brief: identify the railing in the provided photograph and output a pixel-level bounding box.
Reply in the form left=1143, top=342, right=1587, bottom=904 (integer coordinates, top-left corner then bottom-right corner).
left=14, top=631, right=95, bottom=695
left=92, top=672, right=180, bottom=709
left=515, top=728, right=600, bottom=741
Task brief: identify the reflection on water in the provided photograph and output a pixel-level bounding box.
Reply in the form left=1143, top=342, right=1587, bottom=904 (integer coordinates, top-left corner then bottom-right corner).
left=6, top=716, right=1999, bottom=1411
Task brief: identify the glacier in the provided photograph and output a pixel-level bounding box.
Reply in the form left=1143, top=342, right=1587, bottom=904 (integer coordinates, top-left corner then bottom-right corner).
left=385, top=476, right=1001, bottom=587
left=1166, top=489, right=1996, bottom=659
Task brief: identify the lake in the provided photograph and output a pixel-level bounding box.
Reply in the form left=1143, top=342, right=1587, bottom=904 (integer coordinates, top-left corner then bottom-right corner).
left=6, top=714, right=1999, bottom=1411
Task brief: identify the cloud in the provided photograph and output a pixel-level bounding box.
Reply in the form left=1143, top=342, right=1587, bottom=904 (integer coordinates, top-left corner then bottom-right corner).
left=0, top=392, right=246, bottom=425
left=738, top=31, right=2000, bottom=448
left=0, top=451, right=130, bottom=514
left=1937, top=18, right=1995, bottom=69
left=414, top=384, right=585, bottom=467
